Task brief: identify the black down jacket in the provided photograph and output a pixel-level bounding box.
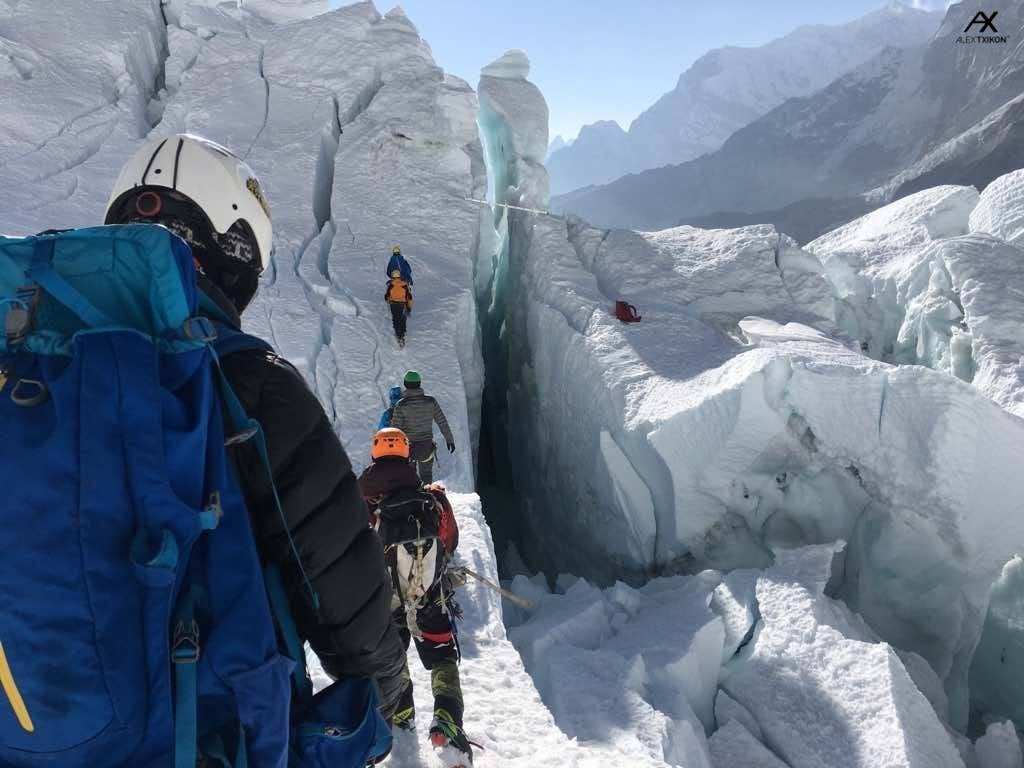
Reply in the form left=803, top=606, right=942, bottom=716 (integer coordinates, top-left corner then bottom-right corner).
left=213, top=295, right=407, bottom=719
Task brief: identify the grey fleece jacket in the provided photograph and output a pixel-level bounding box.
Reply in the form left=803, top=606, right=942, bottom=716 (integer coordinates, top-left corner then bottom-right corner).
left=391, top=388, right=455, bottom=445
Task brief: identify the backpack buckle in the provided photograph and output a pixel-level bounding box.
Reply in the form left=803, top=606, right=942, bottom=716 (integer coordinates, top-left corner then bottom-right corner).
left=172, top=620, right=200, bottom=664
left=3, top=288, right=39, bottom=346
left=225, top=424, right=259, bottom=446
left=181, top=316, right=217, bottom=343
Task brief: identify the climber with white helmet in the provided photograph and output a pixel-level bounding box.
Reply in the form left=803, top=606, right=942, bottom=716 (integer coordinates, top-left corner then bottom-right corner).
left=104, top=134, right=410, bottom=726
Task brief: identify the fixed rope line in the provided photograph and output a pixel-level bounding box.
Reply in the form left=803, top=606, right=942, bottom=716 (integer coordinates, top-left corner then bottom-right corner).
left=464, top=197, right=560, bottom=218
left=451, top=565, right=532, bottom=610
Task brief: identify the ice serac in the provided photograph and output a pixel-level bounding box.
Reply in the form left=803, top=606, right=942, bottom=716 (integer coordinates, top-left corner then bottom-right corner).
left=477, top=49, right=549, bottom=204
left=722, top=545, right=965, bottom=768
left=807, top=185, right=979, bottom=367
left=474, top=49, right=553, bottom=564
left=0, top=0, right=166, bottom=234
left=497, top=217, right=841, bottom=580
left=808, top=184, right=1024, bottom=417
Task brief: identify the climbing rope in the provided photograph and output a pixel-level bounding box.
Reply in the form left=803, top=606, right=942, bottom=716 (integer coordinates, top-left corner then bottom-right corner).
left=464, top=197, right=560, bottom=218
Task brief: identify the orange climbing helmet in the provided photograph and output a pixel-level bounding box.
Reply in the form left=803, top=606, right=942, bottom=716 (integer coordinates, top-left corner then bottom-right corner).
left=371, top=427, right=410, bottom=460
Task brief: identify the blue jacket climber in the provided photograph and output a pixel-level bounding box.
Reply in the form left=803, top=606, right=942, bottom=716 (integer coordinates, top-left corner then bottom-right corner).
left=387, top=246, right=412, bottom=284
left=378, top=385, right=404, bottom=429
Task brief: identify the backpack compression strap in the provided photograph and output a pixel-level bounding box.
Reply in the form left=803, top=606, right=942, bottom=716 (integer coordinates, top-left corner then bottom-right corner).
left=264, top=565, right=313, bottom=701
left=207, top=341, right=319, bottom=611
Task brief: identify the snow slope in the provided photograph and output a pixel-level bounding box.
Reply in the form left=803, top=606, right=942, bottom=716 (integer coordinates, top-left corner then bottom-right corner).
left=546, top=4, right=940, bottom=195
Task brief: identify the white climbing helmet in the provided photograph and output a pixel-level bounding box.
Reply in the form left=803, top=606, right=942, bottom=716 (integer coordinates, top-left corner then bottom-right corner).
left=104, top=133, right=273, bottom=272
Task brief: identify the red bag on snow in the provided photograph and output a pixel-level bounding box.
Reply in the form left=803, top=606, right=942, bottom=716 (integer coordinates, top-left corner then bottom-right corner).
left=614, top=300, right=642, bottom=323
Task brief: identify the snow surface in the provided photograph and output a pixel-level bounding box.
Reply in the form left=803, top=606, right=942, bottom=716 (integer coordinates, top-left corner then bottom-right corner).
left=707, top=720, right=787, bottom=768
left=722, top=545, right=963, bottom=767
left=972, top=168, right=1024, bottom=247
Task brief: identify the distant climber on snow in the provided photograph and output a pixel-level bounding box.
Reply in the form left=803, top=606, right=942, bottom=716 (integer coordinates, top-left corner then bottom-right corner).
left=391, top=370, right=455, bottom=484
left=385, top=269, right=413, bottom=348
left=378, top=385, right=404, bottom=429
left=359, top=428, right=472, bottom=766
left=388, top=245, right=413, bottom=283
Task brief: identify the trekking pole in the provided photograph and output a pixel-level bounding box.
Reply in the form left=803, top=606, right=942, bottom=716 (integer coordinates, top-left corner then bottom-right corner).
left=451, top=566, right=532, bottom=610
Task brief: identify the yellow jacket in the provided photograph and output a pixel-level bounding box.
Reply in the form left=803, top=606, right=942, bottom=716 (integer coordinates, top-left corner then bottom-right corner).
left=385, top=277, right=412, bottom=308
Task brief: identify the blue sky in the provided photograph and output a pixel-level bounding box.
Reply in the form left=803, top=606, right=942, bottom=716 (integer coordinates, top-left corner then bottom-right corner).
left=331, top=1, right=948, bottom=141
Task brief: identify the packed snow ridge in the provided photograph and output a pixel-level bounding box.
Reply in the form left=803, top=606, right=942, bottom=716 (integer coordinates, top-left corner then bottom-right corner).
left=5, top=2, right=1024, bottom=767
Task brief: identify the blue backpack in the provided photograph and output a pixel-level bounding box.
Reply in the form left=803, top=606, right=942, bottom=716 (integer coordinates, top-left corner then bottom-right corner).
left=0, top=225, right=391, bottom=768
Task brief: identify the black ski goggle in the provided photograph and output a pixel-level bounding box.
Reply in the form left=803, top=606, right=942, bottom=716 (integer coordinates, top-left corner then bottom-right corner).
left=106, top=188, right=262, bottom=311
left=107, top=188, right=261, bottom=271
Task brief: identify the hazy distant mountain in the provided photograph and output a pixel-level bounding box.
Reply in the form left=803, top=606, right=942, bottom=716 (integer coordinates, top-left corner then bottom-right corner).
left=552, top=1, right=1024, bottom=241
left=546, top=134, right=571, bottom=160
left=546, top=3, right=941, bottom=195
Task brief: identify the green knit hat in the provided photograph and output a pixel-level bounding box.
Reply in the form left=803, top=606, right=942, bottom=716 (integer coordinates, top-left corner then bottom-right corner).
left=404, top=370, right=422, bottom=387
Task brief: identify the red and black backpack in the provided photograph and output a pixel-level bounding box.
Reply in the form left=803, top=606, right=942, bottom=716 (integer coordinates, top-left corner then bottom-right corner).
left=372, top=486, right=458, bottom=614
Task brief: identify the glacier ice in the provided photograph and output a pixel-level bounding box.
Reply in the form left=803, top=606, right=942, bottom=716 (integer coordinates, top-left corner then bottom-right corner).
left=970, top=556, right=1024, bottom=728
left=707, top=720, right=788, bottom=768
left=806, top=185, right=979, bottom=365
left=713, top=689, right=763, bottom=742
left=807, top=186, right=1024, bottom=417
left=722, top=545, right=964, bottom=768
left=709, top=568, right=759, bottom=662
left=507, top=546, right=972, bottom=767
left=507, top=573, right=722, bottom=766
left=0, top=0, right=167, bottom=234
left=971, top=169, right=1024, bottom=247
left=974, top=721, right=1024, bottom=768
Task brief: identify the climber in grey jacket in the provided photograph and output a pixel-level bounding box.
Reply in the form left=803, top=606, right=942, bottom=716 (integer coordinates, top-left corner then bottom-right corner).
left=390, top=370, right=455, bottom=484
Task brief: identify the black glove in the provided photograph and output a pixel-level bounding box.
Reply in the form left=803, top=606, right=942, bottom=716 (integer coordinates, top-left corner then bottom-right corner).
left=405, top=306, right=412, bottom=316
left=447, top=441, right=455, bottom=454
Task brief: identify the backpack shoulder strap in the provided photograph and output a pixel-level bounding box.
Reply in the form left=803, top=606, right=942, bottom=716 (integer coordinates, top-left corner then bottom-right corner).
left=197, top=290, right=273, bottom=359
left=212, top=323, right=273, bottom=359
